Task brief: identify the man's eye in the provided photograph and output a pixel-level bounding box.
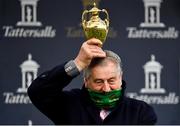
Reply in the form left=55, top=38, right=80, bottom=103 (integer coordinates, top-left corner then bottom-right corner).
left=95, top=80, right=103, bottom=84
left=108, top=79, right=115, bottom=84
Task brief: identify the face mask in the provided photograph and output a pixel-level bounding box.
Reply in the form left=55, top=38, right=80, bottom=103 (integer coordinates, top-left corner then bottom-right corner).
left=87, top=88, right=122, bottom=109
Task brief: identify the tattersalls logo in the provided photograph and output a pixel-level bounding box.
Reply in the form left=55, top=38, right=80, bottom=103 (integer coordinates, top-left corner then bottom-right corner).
left=3, top=54, right=40, bottom=104
left=65, top=0, right=118, bottom=39
left=126, top=0, right=179, bottom=39
left=2, top=0, right=56, bottom=38
left=126, top=55, right=179, bottom=104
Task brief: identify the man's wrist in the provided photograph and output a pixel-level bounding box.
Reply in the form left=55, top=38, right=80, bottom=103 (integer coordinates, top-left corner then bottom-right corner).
left=74, top=58, right=85, bottom=72
left=64, top=60, right=80, bottom=77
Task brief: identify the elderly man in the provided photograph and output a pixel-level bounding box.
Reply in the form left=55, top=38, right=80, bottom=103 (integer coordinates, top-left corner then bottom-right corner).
left=28, top=38, right=157, bottom=125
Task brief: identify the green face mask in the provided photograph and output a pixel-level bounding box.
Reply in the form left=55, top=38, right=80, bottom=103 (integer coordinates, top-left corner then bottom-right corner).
left=87, top=88, right=122, bottom=109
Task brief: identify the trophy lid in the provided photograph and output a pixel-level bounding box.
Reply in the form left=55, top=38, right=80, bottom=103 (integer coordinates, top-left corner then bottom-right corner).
left=88, top=3, right=101, bottom=14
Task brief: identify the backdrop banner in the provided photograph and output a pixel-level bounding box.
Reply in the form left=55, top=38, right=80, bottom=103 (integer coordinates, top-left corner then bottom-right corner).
left=0, top=0, right=180, bottom=125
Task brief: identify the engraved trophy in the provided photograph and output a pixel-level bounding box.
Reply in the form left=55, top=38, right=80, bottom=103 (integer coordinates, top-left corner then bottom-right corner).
left=82, top=3, right=109, bottom=46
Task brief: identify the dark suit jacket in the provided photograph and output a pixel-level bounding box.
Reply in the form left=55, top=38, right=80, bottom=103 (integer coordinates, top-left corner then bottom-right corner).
left=28, top=63, right=157, bottom=125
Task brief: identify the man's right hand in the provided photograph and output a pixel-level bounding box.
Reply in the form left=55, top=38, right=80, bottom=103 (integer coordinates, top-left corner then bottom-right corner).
left=74, top=38, right=106, bottom=72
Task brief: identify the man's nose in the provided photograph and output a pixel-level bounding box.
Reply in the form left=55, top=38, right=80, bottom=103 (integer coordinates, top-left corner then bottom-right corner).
left=102, top=82, right=111, bottom=92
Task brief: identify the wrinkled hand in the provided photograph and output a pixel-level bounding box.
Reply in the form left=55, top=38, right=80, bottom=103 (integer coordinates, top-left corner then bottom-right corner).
left=74, top=38, right=106, bottom=71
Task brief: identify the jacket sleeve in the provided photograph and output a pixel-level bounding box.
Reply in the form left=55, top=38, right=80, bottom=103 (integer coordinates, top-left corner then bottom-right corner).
left=27, top=62, right=75, bottom=122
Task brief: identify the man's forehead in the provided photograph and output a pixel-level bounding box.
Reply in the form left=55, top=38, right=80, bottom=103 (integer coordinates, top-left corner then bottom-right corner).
left=90, top=70, right=120, bottom=79
left=91, top=63, right=117, bottom=73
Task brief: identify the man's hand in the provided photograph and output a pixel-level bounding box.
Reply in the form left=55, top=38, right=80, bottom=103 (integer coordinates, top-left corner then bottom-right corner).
left=74, top=38, right=106, bottom=71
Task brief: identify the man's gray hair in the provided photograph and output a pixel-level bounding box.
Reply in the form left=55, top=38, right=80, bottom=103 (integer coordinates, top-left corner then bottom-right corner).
left=83, top=50, right=123, bottom=78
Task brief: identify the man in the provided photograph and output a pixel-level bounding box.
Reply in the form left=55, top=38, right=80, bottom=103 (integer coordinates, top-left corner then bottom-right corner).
left=28, top=38, right=157, bottom=125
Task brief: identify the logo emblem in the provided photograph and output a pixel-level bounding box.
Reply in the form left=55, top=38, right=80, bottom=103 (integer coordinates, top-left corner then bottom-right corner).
left=141, top=54, right=165, bottom=93
left=17, top=0, right=42, bottom=26
left=3, top=54, right=40, bottom=104
left=126, top=54, right=179, bottom=104
left=17, top=54, right=40, bottom=93
left=2, top=0, right=56, bottom=38
left=140, top=0, right=165, bottom=27
left=126, top=0, right=179, bottom=39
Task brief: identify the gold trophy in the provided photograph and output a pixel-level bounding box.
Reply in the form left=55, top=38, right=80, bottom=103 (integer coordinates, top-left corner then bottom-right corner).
left=82, top=2, right=109, bottom=46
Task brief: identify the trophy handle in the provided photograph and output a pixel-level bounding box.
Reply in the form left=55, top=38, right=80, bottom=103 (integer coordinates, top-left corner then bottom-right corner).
left=82, top=10, right=89, bottom=29
left=102, top=9, right=109, bottom=29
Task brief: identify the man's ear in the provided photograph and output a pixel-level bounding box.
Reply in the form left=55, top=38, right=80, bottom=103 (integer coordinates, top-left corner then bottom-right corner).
left=119, top=74, right=123, bottom=88
left=84, top=78, right=88, bottom=88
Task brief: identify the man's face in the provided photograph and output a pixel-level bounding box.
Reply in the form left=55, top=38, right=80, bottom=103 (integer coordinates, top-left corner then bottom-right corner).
left=84, top=61, right=122, bottom=92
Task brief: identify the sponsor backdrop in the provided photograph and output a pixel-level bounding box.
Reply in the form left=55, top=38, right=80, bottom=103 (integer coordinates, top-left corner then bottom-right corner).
left=0, top=0, right=180, bottom=125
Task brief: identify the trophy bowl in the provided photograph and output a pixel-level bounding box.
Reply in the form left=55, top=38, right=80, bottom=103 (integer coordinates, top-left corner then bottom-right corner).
left=82, top=3, right=109, bottom=46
